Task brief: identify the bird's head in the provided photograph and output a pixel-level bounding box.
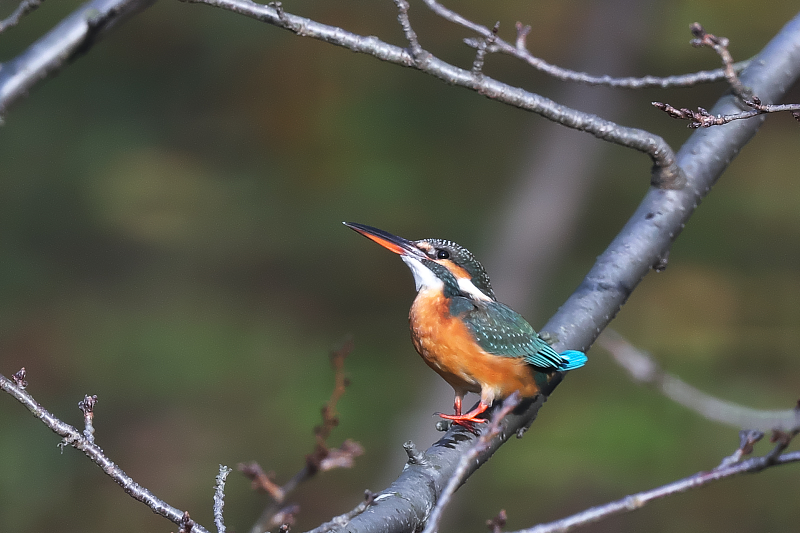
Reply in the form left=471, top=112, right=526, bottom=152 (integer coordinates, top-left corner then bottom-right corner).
left=344, top=222, right=496, bottom=301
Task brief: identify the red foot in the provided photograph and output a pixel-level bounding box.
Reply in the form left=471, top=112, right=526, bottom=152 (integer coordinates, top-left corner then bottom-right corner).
left=436, top=403, right=489, bottom=433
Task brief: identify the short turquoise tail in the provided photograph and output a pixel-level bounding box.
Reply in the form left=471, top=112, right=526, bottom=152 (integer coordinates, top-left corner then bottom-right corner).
left=558, top=350, right=587, bottom=371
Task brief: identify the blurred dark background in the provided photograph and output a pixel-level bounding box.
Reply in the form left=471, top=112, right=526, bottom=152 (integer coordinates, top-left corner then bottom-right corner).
left=0, top=1, right=799, bottom=532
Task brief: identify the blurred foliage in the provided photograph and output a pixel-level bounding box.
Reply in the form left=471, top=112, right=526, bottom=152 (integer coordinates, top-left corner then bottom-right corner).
left=0, top=0, right=799, bottom=532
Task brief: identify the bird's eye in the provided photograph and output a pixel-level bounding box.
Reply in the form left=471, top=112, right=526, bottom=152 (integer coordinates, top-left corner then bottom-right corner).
left=436, top=249, right=450, bottom=260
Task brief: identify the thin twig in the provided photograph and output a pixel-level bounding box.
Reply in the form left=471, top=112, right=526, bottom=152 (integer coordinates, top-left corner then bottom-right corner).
left=511, top=439, right=800, bottom=533
left=0, top=0, right=44, bottom=34
left=0, top=371, right=211, bottom=533
left=423, top=0, right=747, bottom=89
left=690, top=22, right=749, bottom=99
left=654, top=24, right=800, bottom=127
left=393, top=0, right=424, bottom=60
left=78, top=394, right=98, bottom=444
left=213, top=465, right=233, bottom=533
left=598, top=330, right=800, bottom=432
left=421, top=393, right=522, bottom=533
left=471, top=22, right=499, bottom=75
left=653, top=96, right=800, bottom=127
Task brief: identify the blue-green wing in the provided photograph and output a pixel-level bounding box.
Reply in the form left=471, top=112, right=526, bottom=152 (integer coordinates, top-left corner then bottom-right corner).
left=449, top=297, right=565, bottom=369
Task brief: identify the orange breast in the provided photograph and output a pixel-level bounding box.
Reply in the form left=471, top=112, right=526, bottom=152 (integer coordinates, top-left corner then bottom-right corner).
left=408, top=290, right=542, bottom=403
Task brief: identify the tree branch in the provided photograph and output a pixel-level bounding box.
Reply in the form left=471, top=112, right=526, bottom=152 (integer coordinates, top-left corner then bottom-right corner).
left=183, top=0, right=684, bottom=188
left=214, top=465, right=233, bottom=533
left=512, top=437, right=800, bottom=533
left=543, top=10, right=800, bottom=353
left=0, top=0, right=156, bottom=118
left=0, top=0, right=45, bottom=34
left=653, top=98, right=800, bottom=127
left=689, top=22, right=750, bottom=98
left=0, top=370, right=212, bottom=533
left=599, top=329, right=800, bottom=431
left=423, top=0, right=749, bottom=89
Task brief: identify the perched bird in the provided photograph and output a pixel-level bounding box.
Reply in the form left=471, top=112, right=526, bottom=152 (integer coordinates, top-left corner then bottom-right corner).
left=344, top=222, right=586, bottom=428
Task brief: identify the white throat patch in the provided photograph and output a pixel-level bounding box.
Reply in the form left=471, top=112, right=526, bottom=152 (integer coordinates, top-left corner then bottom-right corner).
left=401, top=256, right=444, bottom=292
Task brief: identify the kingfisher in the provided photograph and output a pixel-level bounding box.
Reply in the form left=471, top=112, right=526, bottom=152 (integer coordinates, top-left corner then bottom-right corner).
left=344, top=222, right=587, bottom=429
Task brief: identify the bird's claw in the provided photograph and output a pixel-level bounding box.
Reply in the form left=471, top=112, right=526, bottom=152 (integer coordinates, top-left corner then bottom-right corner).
left=435, top=412, right=488, bottom=434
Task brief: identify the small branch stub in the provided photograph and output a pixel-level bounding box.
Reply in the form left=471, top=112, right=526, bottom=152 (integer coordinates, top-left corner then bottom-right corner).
left=78, top=394, right=98, bottom=444
left=179, top=511, right=196, bottom=533
left=487, top=509, right=508, bottom=533
left=514, top=22, right=530, bottom=50
left=11, top=367, right=27, bottom=388
left=403, top=440, right=427, bottom=465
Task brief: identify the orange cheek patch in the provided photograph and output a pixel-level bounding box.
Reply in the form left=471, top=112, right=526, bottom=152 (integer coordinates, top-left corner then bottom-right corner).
left=438, top=260, right=471, bottom=280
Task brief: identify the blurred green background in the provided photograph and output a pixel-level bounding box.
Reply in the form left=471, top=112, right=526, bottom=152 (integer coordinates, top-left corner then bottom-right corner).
left=1, top=1, right=799, bottom=532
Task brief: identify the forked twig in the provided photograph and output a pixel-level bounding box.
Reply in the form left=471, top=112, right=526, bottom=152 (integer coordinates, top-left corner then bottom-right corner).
left=654, top=23, right=800, bottom=127
left=0, top=370, right=212, bottom=533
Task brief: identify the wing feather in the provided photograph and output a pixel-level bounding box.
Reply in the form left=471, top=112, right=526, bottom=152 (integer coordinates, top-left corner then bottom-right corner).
left=449, top=297, right=565, bottom=369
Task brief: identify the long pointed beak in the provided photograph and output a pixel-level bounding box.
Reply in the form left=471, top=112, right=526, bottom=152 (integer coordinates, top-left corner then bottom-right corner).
left=343, top=222, right=425, bottom=258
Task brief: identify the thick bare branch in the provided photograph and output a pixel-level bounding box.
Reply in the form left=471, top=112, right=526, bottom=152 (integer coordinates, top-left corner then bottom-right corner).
left=0, top=371, right=211, bottom=533
left=0, top=0, right=155, bottom=118
left=543, top=10, right=800, bottom=352
left=183, top=0, right=684, bottom=189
